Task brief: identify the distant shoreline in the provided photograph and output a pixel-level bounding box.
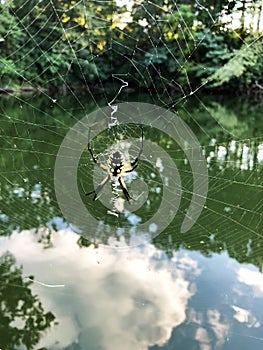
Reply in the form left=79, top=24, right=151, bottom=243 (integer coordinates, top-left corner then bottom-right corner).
left=1, top=84, right=263, bottom=100
left=0, top=86, right=47, bottom=94
left=0, top=84, right=137, bottom=96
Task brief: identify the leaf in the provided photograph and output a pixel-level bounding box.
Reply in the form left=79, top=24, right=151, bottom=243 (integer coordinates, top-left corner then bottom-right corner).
left=206, top=38, right=263, bottom=87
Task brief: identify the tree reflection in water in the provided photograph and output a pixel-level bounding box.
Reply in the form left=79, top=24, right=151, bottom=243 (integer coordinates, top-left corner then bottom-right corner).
left=0, top=252, right=56, bottom=350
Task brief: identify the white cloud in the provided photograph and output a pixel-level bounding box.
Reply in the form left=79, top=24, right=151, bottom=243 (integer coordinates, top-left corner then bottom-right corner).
left=0, top=229, right=199, bottom=350
left=207, top=309, right=229, bottom=349
left=195, top=327, right=211, bottom=350
left=231, top=305, right=260, bottom=328
left=237, top=267, right=263, bottom=297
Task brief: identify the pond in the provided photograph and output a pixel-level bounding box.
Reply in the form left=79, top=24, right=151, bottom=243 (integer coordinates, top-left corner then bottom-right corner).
left=0, top=93, right=262, bottom=350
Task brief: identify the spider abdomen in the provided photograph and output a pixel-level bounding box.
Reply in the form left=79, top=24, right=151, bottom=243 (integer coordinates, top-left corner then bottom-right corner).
left=108, top=151, right=124, bottom=176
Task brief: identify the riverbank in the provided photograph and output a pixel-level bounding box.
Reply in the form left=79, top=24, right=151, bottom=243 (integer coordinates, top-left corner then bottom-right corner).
left=1, top=83, right=263, bottom=101
left=0, top=86, right=47, bottom=94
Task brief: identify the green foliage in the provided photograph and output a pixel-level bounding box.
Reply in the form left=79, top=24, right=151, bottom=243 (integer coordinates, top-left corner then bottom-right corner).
left=72, top=51, right=99, bottom=83
left=193, top=0, right=230, bottom=27
left=0, top=0, right=263, bottom=93
left=190, top=30, right=229, bottom=80
left=144, top=47, right=169, bottom=66
left=0, top=59, right=17, bottom=85
left=0, top=4, right=26, bottom=85
left=0, top=4, right=25, bottom=45
left=206, top=37, right=263, bottom=87
left=36, top=51, right=71, bottom=86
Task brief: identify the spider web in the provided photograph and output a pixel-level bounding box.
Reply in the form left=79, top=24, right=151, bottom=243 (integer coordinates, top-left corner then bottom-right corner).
left=1, top=1, right=263, bottom=249
left=0, top=0, right=263, bottom=348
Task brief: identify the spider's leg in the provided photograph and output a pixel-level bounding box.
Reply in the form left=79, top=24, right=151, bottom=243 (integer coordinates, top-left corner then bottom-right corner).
left=118, top=176, right=132, bottom=201
left=87, top=128, right=98, bottom=165
left=123, top=128, right=144, bottom=173
left=85, top=174, right=111, bottom=201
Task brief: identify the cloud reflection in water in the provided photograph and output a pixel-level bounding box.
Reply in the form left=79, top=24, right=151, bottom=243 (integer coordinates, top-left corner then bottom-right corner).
left=0, top=229, right=199, bottom=349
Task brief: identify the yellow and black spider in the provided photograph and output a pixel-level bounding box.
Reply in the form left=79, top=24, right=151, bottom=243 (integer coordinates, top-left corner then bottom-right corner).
left=83, top=128, right=144, bottom=201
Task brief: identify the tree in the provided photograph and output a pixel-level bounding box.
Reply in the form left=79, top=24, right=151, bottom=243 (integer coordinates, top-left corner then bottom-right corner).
left=206, top=36, right=263, bottom=89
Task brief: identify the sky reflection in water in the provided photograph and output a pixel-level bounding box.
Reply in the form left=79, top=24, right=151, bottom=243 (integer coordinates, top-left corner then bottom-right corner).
left=1, top=228, right=263, bottom=350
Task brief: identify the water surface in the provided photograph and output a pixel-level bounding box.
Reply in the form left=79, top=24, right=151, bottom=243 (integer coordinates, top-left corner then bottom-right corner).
left=0, top=93, right=262, bottom=349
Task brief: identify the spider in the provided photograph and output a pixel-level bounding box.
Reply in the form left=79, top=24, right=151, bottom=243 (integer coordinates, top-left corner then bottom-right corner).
left=83, top=128, right=144, bottom=201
